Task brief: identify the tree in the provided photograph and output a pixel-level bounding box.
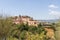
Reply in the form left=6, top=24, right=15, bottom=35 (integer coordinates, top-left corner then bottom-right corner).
left=37, top=23, right=45, bottom=34
left=0, top=17, right=13, bottom=40
left=28, top=26, right=37, bottom=34
left=55, top=21, right=60, bottom=40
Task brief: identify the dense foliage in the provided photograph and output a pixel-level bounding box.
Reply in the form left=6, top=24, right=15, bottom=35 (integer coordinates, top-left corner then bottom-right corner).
left=0, top=17, right=56, bottom=40
left=55, top=21, right=60, bottom=40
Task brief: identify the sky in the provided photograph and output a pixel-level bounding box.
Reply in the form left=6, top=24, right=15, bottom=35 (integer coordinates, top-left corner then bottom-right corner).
left=0, top=0, right=60, bottom=20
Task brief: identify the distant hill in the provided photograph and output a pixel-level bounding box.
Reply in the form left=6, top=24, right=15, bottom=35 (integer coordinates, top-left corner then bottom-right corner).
left=40, top=19, right=60, bottom=23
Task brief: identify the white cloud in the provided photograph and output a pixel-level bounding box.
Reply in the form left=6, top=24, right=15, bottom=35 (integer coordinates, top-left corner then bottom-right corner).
left=49, top=10, right=60, bottom=17
left=48, top=4, right=58, bottom=9
left=48, top=4, right=60, bottom=19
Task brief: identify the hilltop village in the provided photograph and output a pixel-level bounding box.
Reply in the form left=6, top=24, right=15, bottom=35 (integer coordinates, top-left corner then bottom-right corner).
left=13, top=15, right=39, bottom=26
left=12, top=15, right=55, bottom=39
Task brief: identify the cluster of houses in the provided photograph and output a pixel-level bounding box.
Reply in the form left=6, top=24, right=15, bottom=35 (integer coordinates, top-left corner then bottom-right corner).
left=13, top=15, right=40, bottom=26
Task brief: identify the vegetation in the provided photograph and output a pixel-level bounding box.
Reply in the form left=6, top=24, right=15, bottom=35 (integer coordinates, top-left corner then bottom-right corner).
left=0, top=16, right=57, bottom=40
left=55, top=21, right=60, bottom=40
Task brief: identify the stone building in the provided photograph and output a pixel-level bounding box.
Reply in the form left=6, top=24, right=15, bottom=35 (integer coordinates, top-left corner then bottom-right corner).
left=13, top=15, right=39, bottom=26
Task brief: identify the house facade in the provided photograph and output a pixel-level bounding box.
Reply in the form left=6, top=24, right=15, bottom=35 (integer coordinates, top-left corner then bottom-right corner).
left=13, top=15, right=39, bottom=26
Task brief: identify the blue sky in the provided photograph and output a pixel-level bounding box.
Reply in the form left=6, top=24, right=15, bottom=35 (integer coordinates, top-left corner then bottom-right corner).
left=0, top=0, right=60, bottom=20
